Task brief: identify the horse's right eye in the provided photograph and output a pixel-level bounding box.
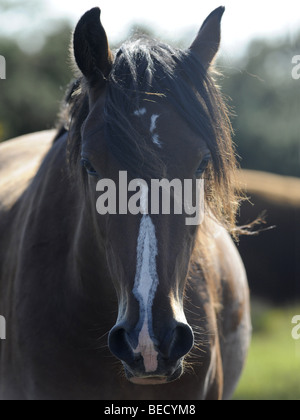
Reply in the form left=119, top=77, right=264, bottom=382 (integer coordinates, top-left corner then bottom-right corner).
left=81, top=159, right=99, bottom=177
left=196, top=154, right=211, bottom=178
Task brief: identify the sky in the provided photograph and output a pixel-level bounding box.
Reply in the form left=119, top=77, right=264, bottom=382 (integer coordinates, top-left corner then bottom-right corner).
left=1, top=0, right=300, bottom=57
left=46, top=0, right=300, bottom=55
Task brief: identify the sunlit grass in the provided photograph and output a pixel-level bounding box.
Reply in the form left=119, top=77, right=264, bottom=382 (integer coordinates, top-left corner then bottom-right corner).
left=234, top=303, right=300, bottom=400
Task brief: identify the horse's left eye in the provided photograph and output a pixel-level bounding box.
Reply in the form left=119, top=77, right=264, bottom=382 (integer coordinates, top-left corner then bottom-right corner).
left=196, top=155, right=211, bottom=178
left=81, top=158, right=99, bottom=177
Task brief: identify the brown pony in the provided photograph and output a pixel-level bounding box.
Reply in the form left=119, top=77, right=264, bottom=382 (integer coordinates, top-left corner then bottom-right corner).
left=0, top=7, right=251, bottom=400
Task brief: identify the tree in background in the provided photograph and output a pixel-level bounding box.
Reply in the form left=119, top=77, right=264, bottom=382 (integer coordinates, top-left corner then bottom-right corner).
left=221, top=36, right=300, bottom=178
left=0, top=0, right=73, bottom=140
left=0, top=23, right=73, bottom=140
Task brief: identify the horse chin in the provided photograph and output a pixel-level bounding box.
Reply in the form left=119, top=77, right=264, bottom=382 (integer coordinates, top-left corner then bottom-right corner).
left=129, top=377, right=168, bottom=386
left=126, top=366, right=183, bottom=386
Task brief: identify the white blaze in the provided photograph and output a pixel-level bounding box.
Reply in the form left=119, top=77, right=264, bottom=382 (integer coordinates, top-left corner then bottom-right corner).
left=133, top=184, right=159, bottom=373
left=134, top=109, right=162, bottom=148
left=150, top=114, right=159, bottom=133
left=134, top=108, right=147, bottom=117
left=150, top=114, right=162, bottom=148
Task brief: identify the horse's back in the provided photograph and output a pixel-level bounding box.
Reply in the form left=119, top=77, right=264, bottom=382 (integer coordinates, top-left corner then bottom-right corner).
left=237, top=170, right=300, bottom=303
left=0, top=130, right=55, bottom=211
left=239, top=169, right=300, bottom=206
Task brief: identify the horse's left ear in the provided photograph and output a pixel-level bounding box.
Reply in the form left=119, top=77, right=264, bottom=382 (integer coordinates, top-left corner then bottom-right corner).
left=190, top=6, right=225, bottom=69
left=73, top=7, right=113, bottom=87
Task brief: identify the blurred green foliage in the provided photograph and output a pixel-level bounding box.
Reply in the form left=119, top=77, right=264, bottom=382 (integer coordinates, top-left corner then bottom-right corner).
left=234, top=302, right=300, bottom=400
left=0, top=22, right=72, bottom=140
left=0, top=13, right=299, bottom=177
left=221, top=36, right=300, bottom=178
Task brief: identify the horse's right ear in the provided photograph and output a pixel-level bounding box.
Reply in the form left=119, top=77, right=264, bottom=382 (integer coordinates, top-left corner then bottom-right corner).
left=73, top=8, right=113, bottom=87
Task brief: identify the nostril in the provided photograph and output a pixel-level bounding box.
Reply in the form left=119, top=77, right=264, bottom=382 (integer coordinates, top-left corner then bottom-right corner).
left=161, top=323, right=194, bottom=362
left=108, top=326, right=135, bottom=365
left=170, top=324, right=194, bottom=361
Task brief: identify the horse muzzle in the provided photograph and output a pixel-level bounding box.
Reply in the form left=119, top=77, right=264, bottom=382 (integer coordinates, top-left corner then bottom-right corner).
left=108, top=321, right=194, bottom=384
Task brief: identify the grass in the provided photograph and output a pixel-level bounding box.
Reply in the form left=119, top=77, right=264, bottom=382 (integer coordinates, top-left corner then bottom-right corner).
left=233, top=302, right=300, bottom=400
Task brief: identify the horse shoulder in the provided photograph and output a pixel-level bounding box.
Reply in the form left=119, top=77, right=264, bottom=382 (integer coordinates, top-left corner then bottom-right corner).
left=0, top=130, right=55, bottom=211
left=213, top=224, right=252, bottom=399
left=214, top=226, right=250, bottom=323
